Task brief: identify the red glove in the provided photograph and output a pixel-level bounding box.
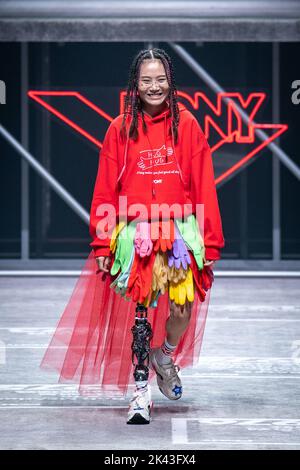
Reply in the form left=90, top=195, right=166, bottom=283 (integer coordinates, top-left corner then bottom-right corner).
left=201, top=264, right=214, bottom=291
left=189, top=252, right=214, bottom=302
left=127, top=250, right=156, bottom=304
left=150, top=219, right=175, bottom=253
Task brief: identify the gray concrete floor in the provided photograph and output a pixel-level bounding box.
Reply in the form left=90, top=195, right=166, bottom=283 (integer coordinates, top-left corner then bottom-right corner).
left=0, top=276, right=300, bottom=450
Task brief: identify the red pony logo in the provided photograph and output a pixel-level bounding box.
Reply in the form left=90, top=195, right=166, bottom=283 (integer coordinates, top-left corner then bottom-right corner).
left=28, top=90, right=288, bottom=186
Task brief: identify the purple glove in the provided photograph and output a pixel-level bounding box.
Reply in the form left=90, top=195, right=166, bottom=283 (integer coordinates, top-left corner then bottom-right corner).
left=167, top=226, right=191, bottom=270
left=134, top=221, right=153, bottom=257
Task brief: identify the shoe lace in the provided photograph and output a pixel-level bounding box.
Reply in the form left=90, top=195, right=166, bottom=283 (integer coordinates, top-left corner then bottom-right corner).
left=164, top=362, right=181, bottom=381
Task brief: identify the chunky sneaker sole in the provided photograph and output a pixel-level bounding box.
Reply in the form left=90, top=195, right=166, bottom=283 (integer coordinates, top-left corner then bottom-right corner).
left=127, top=402, right=153, bottom=425
left=149, top=348, right=183, bottom=400
left=127, top=388, right=153, bottom=425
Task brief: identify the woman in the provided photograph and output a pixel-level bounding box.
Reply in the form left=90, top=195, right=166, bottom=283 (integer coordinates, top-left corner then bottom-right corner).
left=41, top=48, right=225, bottom=425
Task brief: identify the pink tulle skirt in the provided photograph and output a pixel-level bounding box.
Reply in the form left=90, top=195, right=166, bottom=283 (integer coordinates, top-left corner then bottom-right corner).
left=40, top=249, right=213, bottom=398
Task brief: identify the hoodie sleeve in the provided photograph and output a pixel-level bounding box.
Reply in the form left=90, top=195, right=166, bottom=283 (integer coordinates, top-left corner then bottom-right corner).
left=190, top=118, right=225, bottom=261
left=89, top=122, right=119, bottom=258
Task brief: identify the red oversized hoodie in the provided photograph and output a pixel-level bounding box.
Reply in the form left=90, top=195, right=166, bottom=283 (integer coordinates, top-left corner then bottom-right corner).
left=89, top=102, right=225, bottom=260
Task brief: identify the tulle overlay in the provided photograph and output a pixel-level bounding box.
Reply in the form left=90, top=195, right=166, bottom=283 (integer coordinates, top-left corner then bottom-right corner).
left=40, top=215, right=214, bottom=397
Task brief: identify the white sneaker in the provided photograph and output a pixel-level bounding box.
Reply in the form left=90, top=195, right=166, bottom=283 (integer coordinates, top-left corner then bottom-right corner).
left=127, top=386, right=153, bottom=425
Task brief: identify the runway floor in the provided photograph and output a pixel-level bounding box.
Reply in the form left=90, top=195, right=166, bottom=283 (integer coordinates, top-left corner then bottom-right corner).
left=0, top=275, right=299, bottom=450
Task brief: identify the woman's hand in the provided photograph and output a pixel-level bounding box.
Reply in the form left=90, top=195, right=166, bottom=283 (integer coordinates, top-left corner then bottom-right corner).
left=204, top=259, right=216, bottom=268
left=96, top=256, right=112, bottom=273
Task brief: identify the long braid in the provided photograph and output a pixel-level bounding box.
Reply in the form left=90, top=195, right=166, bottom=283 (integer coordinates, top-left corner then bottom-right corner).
left=120, top=48, right=180, bottom=144
left=156, top=51, right=180, bottom=143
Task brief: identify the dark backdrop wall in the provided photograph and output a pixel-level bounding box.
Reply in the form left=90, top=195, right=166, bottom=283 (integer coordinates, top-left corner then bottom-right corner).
left=0, top=42, right=299, bottom=259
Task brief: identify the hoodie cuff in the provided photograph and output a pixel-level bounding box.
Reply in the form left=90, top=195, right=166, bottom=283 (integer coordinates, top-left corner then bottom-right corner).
left=205, top=247, right=221, bottom=261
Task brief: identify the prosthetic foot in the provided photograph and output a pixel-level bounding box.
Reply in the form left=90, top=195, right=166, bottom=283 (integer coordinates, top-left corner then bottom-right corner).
left=127, top=303, right=153, bottom=424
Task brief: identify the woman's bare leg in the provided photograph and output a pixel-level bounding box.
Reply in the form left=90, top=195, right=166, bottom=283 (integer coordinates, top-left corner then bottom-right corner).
left=166, top=299, right=193, bottom=346
left=149, top=299, right=193, bottom=400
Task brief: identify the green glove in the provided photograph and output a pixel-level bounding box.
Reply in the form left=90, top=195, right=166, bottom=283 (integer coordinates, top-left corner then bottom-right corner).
left=110, top=222, right=136, bottom=276
left=175, top=214, right=204, bottom=270
left=110, top=246, right=135, bottom=296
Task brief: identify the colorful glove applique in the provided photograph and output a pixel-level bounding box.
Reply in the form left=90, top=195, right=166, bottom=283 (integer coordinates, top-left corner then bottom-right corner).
left=127, top=250, right=156, bottom=304
left=150, top=219, right=175, bottom=252
left=188, top=251, right=214, bottom=302
left=167, top=265, right=188, bottom=283
left=167, top=225, right=191, bottom=270
left=152, top=252, right=169, bottom=295
left=110, top=220, right=126, bottom=254
left=110, top=222, right=136, bottom=276
left=134, top=221, right=153, bottom=257
left=175, top=214, right=204, bottom=270
left=110, top=246, right=135, bottom=297
left=169, top=267, right=195, bottom=305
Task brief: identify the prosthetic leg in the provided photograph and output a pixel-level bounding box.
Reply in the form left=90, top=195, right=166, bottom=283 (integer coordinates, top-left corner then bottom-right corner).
left=131, top=302, right=153, bottom=385
left=127, top=303, right=153, bottom=424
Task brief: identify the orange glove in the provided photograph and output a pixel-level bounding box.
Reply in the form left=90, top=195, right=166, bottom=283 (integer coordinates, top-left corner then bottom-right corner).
left=150, top=219, right=175, bottom=252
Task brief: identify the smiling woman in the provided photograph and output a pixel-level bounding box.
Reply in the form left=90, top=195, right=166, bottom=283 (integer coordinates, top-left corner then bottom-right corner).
left=41, top=47, right=225, bottom=427
left=137, top=60, right=170, bottom=117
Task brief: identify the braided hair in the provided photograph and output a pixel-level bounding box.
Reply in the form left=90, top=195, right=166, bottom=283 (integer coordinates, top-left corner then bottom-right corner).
left=120, top=48, right=180, bottom=145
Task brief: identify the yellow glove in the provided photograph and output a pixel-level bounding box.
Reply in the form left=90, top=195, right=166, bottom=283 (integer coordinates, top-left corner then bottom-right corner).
left=152, top=252, right=169, bottom=294
left=169, top=267, right=194, bottom=305
left=110, top=221, right=126, bottom=254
